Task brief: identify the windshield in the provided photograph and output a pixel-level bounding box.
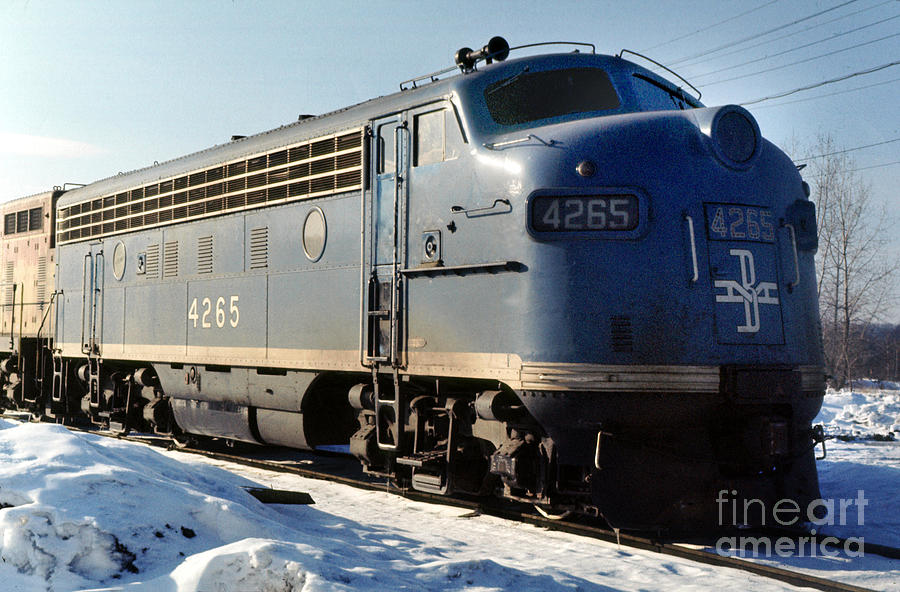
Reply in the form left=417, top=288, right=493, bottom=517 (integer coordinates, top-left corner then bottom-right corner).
left=483, top=67, right=620, bottom=126
left=631, top=74, right=700, bottom=111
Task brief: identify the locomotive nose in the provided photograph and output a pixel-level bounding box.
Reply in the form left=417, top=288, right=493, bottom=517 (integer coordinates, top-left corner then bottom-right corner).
left=693, top=105, right=762, bottom=169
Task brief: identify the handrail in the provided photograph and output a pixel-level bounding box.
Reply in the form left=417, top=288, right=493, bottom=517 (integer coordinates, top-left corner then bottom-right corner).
left=450, top=198, right=511, bottom=218
left=400, top=40, right=597, bottom=91
left=684, top=214, right=699, bottom=284
left=6, top=283, right=17, bottom=351
left=81, top=254, right=92, bottom=354
left=36, top=291, right=60, bottom=343
left=617, top=49, right=701, bottom=101
left=389, top=124, right=409, bottom=367
left=91, top=251, right=104, bottom=355
left=783, top=223, right=801, bottom=291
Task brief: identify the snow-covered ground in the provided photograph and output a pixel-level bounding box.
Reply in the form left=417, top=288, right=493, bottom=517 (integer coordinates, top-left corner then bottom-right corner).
left=810, top=386, right=900, bottom=548
left=817, top=382, right=900, bottom=440
left=0, top=387, right=896, bottom=591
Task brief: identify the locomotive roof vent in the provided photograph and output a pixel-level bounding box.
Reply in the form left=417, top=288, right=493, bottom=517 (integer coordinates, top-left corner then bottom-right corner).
left=455, top=36, right=510, bottom=71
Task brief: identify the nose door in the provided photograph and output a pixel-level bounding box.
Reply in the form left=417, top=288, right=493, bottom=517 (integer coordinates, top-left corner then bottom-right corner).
left=704, top=203, right=784, bottom=345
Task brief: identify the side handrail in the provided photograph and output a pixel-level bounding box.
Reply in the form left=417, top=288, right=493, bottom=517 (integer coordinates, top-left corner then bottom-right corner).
left=389, top=124, right=409, bottom=367
left=450, top=198, right=511, bottom=217
left=399, top=41, right=596, bottom=90
left=5, top=283, right=17, bottom=350
left=783, top=222, right=801, bottom=290
left=81, top=253, right=92, bottom=354
left=684, top=214, right=699, bottom=284
left=36, top=290, right=60, bottom=343
left=91, top=251, right=104, bottom=355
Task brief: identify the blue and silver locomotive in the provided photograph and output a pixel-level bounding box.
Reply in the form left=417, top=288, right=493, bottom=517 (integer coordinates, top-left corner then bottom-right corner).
left=1, top=38, right=825, bottom=530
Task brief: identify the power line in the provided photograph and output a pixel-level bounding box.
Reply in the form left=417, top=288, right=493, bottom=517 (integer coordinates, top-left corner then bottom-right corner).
left=750, top=75, right=900, bottom=109
left=850, top=159, right=900, bottom=171
left=666, top=0, right=860, bottom=67
left=794, top=138, right=900, bottom=161
left=702, top=31, right=900, bottom=87
left=641, top=0, right=780, bottom=52
left=674, top=0, right=895, bottom=69
left=740, top=59, right=900, bottom=104
left=692, top=13, right=900, bottom=80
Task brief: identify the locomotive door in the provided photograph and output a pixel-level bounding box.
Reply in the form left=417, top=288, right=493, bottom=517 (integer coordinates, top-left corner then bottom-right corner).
left=364, top=114, right=409, bottom=368
left=81, top=243, right=104, bottom=407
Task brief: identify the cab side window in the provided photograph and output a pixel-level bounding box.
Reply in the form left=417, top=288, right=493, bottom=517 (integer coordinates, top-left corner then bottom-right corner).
left=414, top=107, right=463, bottom=167
left=377, top=122, right=398, bottom=174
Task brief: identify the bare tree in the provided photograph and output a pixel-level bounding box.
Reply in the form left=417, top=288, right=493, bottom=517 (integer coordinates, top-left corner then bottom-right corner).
left=803, top=134, right=899, bottom=386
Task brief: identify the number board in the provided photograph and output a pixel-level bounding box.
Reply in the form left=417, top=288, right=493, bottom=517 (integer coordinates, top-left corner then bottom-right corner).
left=530, top=194, right=640, bottom=233
left=704, top=204, right=775, bottom=243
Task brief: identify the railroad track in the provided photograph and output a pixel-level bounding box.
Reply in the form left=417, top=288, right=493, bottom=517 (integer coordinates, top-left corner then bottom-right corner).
left=141, top=434, right=897, bottom=592
left=5, top=416, right=897, bottom=592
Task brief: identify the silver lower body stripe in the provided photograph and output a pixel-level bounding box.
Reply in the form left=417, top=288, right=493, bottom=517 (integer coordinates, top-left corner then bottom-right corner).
left=520, top=363, right=722, bottom=393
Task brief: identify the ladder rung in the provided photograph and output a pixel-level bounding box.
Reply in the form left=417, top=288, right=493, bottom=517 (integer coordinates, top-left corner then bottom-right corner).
left=396, top=456, right=424, bottom=467
left=368, top=310, right=390, bottom=317
left=396, top=450, right=446, bottom=468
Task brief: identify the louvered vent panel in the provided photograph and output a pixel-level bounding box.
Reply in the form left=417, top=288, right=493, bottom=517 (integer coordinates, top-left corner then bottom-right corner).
left=144, top=244, right=160, bottom=278
left=197, top=236, right=213, bottom=274
left=29, top=208, right=43, bottom=231
left=36, top=256, right=47, bottom=311
left=163, top=241, right=178, bottom=278
left=610, top=315, right=634, bottom=353
left=3, top=263, right=14, bottom=307
left=249, top=227, right=268, bottom=270
left=56, top=128, right=364, bottom=244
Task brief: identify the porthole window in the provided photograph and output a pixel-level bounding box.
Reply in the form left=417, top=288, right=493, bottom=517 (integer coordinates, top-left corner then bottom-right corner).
left=113, top=241, right=126, bottom=280
left=302, top=207, right=326, bottom=262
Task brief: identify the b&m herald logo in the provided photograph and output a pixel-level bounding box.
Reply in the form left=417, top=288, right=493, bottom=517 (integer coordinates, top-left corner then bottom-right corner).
left=714, top=249, right=779, bottom=334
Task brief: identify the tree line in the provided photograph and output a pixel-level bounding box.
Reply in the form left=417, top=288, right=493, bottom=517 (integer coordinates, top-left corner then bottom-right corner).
left=801, top=135, right=899, bottom=386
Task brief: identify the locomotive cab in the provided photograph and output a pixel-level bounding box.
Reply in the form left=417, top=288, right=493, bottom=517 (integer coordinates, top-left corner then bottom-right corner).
left=371, top=46, right=825, bottom=529
left=432, top=48, right=825, bottom=529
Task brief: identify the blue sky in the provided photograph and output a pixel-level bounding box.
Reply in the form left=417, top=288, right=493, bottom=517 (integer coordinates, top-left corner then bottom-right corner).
left=1, top=0, right=897, bottom=297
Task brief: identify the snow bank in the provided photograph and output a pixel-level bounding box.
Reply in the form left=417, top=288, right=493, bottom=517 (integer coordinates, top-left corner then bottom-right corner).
left=815, top=388, right=900, bottom=440
left=850, top=379, right=900, bottom=391
left=1, top=411, right=896, bottom=591
left=0, top=420, right=299, bottom=590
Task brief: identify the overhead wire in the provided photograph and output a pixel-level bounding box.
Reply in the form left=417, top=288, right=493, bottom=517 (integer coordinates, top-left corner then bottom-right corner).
left=639, top=1, right=900, bottom=176
left=850, top=159, right=900, bottom=171
left=747, top=75, right=900, bottom=108
left=691, top=12, right=900, bottom=80
left=640, top=0, right=780, bottom=52
left=673, top=0, right=895, bottom=69
left=793, top=138, right=900, bottom=162
left=702, top=31, right=900, bottom=87
left=665, top=0, right=861, bottom=67
left=740, top=60, right=900, bottom=104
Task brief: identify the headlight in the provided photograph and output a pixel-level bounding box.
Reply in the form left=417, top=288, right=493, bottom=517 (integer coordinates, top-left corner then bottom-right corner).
left=695, top=105, right=761, bottom=169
